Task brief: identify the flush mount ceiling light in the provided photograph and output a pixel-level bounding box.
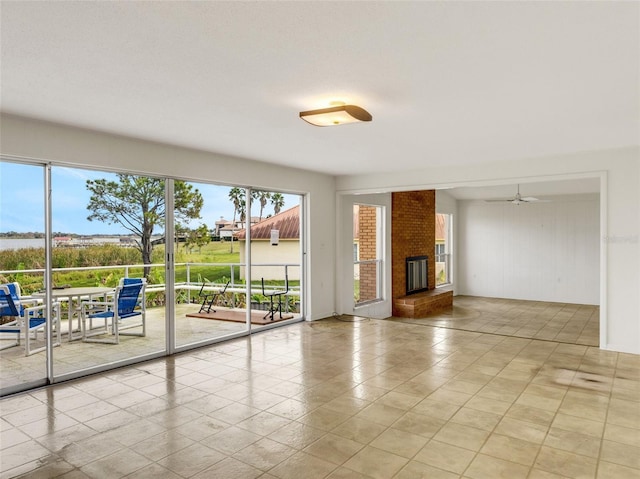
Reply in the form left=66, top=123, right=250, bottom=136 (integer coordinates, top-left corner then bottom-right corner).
left=299, top=103, right=372, bottom=127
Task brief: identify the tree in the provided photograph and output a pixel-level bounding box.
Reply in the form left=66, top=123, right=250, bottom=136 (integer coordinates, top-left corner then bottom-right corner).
left=255, top=190, right=272, bottom=221
left=228, top=187, right=244, bottom=253
left=183, top=223, right=210, bottom=253
left=86, top=174, right=203, bottom=277
left=239, top=198, right=247, bottom=223
left=271, top=193, right=285, bottom=215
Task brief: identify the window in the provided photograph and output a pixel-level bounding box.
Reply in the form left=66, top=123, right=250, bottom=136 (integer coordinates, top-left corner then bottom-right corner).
left=353, top=204, right=383, bottom=304
left=435, top=213, right=452, bottom=286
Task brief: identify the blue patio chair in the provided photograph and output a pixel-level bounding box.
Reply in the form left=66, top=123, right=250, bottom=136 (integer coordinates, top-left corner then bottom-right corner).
left=0, top=284, right=61, bottom=356
left=5, top=282, right=40, bottom=311
left=81, top=278, right=146, bottom=344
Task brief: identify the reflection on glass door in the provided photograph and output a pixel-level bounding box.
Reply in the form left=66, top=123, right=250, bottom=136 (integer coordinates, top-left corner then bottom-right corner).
left=50, top=168, right=167, bottom=378
left=175, top=182, right=249, bottom=348
left=0, top=161, right=48, bottom=394
left=248, top=190, right=303, bottom=332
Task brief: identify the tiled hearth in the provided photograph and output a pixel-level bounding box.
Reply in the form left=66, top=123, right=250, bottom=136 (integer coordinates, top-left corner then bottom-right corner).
left=393, top=286, right=454, bottom=318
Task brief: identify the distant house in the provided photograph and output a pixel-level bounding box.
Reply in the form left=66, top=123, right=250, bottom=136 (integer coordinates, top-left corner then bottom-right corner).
left=235, top=206, right=300, bottom=281
left=215, top=218, right=236, bottom=240
left=53, top=236, right=94, bottom=247
left=216, top=216, right=261, bottom=240
left=53, top=236, right=72, bottom=247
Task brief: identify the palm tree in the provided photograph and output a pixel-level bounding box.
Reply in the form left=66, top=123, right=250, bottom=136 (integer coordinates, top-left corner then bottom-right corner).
left=271, top=192, right=285, bottom=215
left=255, top=190, right=271, bottom=220
left=228, top=187, right=244, bottom=253
left=238, top=198, right=247, bottom=223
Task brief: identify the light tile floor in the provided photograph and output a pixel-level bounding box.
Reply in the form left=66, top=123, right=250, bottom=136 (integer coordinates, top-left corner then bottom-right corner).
left=0, top=297, right=596, bottom=393
left=394, top=295, right=600, bottom=346
left=1, top=313, right=638, bottom=478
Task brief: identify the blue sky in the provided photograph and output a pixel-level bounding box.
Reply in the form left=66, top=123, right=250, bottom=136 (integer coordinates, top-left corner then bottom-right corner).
left=0, top=162, right=296, bottom=235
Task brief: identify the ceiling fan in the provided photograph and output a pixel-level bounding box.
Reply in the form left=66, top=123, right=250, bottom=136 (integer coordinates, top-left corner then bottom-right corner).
left=485, top=184, right=550, bottom=205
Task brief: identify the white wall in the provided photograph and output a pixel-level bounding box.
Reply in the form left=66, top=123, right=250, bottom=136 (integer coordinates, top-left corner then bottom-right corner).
left=457, top=194, right=600, bottom=304
left=337, top=147, right=640, bottom=354
left=436, top=189, right=457, bottom=215
left=0, top=113, right=336, bottom=321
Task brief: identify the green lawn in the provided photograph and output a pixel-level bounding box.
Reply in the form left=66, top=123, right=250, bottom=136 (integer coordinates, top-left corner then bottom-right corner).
left=1, top=240, right=298, bottom=294
left=174, top=241, right=241, bottom=283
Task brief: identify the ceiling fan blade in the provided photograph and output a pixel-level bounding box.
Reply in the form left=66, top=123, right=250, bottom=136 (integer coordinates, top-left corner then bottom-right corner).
left=485, top=185, right=553, bottom=204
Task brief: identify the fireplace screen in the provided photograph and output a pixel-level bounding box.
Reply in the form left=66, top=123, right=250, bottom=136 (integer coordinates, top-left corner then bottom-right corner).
left=406, top=255, right=428, bottom=295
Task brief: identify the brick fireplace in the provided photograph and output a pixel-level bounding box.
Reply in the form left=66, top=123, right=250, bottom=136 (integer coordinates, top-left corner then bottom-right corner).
left=391, top=190, right=452, bottom=317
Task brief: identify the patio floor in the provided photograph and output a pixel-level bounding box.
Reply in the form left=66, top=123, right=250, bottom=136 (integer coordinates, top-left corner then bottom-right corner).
left=1, top=303, right=301, bottom=393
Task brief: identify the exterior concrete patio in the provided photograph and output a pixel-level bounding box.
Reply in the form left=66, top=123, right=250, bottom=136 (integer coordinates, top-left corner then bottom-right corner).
left=1, top=303, right=301, bottom=393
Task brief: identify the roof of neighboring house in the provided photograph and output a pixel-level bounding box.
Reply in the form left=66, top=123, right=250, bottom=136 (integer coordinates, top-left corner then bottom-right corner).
left=436, top=214, right=446, bottom=241
left=235, top=205, right=299, bottom=240
left=353, top=205, right=359, bottom=239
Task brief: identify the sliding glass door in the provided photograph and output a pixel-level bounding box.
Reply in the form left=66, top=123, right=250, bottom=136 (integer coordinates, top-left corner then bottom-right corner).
left=0, top=161, right=48, bottom=394
left=174, top=181, right=249, bottom=349
left=0, top=159, right=306, bottom=395
left=249, top=190, right=304, bottom=333
left=49, top=168, right=168, bottom=379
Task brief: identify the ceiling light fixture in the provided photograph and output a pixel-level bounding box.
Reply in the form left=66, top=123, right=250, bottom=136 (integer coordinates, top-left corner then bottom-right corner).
left=299, top=103, right=372, bottom=127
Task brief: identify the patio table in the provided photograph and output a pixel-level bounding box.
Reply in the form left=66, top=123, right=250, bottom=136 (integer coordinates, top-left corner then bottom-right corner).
left=34, top=287, right=113, bottom=341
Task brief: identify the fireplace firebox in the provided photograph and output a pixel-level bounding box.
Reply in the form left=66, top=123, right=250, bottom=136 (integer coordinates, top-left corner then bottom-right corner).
left=406, top=255, right=428, bottom=295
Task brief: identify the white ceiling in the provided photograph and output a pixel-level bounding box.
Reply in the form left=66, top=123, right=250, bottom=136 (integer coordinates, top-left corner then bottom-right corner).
left=1, top=1, right=638, bottom=178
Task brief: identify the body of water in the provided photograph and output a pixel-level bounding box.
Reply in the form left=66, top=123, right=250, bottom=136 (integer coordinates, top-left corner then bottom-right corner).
left=0, top=237, right=129, bottom=251
left=0, top=238, right=45, bottom=250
